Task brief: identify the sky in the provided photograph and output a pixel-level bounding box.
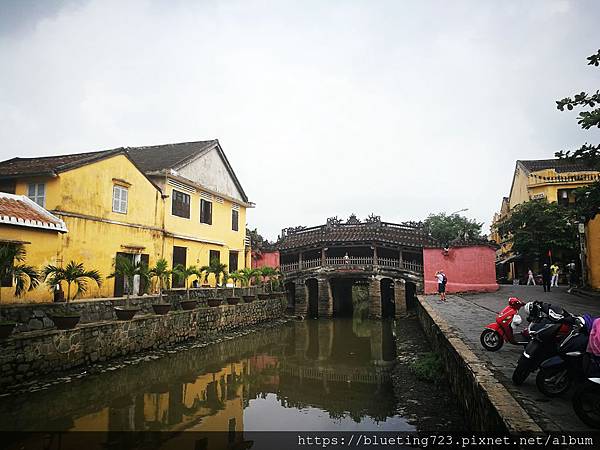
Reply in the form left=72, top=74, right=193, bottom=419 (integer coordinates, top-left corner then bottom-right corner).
left=1, top=0, right=599, bottom=240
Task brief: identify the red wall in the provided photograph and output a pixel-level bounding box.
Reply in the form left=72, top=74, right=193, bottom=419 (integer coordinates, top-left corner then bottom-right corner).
left=423, top=246, right=498, bottom=294
left=252, top=251, right=280, bottom=269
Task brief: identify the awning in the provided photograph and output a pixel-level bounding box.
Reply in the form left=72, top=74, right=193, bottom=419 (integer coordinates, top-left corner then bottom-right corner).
left=496, top=254, right=522, bottom=265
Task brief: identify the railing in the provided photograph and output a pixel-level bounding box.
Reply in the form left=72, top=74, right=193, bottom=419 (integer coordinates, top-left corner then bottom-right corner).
left=280, top=258, right=423, bottom=273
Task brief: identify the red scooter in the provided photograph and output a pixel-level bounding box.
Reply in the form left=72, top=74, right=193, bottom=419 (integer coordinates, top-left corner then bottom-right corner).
left=480, top=297, right=529, bottom=351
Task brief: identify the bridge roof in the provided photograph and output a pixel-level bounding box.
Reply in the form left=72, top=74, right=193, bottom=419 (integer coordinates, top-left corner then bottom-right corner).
left=277, top=215, right=435, bottom=251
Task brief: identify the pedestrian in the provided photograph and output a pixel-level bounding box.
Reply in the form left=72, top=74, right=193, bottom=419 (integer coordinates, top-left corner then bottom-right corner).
left=541, top=264, right=551, bottom=292
left=567, top=261, right=578, bottom=293
left=343, top=252, right=350, bottom=264
left=527, top=268, right=536, bottom=286
left=435, top=270, right=447, bottom=301
left=550, top=262, right=560, bottom=287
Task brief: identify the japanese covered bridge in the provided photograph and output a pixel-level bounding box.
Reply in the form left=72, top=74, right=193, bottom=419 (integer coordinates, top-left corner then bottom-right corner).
left=278, top=214, right=434, bottom=319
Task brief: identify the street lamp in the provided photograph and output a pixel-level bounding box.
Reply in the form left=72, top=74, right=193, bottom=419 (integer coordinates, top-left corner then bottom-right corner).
left=449, top=208, right=469, bottom=216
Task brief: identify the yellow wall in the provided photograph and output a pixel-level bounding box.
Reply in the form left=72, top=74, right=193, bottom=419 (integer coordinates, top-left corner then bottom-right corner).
left=1, top=153, right=250, bottom=302
left=587, top=215, right=600, bottom=290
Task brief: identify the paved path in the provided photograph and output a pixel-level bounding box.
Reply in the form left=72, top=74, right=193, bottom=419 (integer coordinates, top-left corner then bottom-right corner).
left=423, top=285, right=600, bottom=432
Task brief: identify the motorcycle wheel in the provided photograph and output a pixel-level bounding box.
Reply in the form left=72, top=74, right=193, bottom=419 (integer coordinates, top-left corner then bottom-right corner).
left=480, top=329, right=503, bottom=352
left=573, top=381, right=600, bottom=429
left=512, top=355, right=533, bottom=385
left=536, top=367, right=571, bottom=397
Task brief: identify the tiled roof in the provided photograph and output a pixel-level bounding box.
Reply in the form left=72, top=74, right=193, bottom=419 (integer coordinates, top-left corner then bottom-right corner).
left=0, top=149, right=119, bottom=178
left=126, top=140, right=217, bottom=172
left=277, top=221, right=434, bottom=251
left=0, top=193, right=67, bottom=232
left=518, top=159, right=598, bottom=174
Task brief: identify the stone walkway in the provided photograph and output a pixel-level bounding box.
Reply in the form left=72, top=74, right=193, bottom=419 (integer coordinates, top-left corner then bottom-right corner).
left=422, top=285, right=600, bottom=432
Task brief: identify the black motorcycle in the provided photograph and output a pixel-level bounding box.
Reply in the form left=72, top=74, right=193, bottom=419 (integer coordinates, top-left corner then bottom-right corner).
left=512, top=302, right=576, bottom=386
left=572, top=353, right=600, bottom=429
left=535, top=318, right=588, bottom=396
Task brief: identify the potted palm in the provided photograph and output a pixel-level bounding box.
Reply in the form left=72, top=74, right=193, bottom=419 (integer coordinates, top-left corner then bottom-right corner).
left=240, top=268, right=257, bottom=303
left=145, top=259, right=172, bottom=315
left=0, top=243, right=40, bottom=338
left=172, top=264, right=203, bottom=310
left=256, top=266, right=273, bottom=300
left=43, top=261, right=102, bottom=329
left=108, top=256, right=146, bottom=320
left=206, top=259, right=227, bottom=307
left=227, top=271, right=243, bottom=305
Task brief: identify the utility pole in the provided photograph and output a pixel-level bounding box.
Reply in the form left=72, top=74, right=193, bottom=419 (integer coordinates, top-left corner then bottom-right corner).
left=578, top=222, right=588, bottom=287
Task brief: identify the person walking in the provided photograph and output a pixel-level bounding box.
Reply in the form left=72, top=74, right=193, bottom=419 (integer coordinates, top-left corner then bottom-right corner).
left=567, top=261, right=578, bottom=293
left=436, top=270, right=447, bottom=301
left=550, top=263, right=560, bottom=287
left=527, top=268, right=536, bottom=286
left=541, top=264, right=552, bottom=292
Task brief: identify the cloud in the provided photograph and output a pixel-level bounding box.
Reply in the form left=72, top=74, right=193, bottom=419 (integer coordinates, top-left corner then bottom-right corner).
left=0, top=0, right=598, bottom=240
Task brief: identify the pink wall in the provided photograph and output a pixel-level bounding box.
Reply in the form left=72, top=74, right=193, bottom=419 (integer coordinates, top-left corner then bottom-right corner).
left=252, top=251, right=280, bottom=269
left=423, top=245, right=498, bottom=294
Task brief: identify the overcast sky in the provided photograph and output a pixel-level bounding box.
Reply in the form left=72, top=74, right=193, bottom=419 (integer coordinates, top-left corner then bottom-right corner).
left=1, top=0, right=599, bottom=240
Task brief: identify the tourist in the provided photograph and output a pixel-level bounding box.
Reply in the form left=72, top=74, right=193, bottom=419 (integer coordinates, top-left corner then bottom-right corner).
left=550, top=263, right=560, bottom=287
left=541, top=264, right=551, bottom=292
left=436, top=270, right=447, bottom=301
left=343, top=252, right=350, bottom=264
left=526, top=268, right=536, bottom=286
left=567, top=261, right=578, bottom=293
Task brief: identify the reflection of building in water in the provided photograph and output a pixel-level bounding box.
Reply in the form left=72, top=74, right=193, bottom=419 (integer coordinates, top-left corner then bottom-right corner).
left=8, top=319, right=397, bottom=450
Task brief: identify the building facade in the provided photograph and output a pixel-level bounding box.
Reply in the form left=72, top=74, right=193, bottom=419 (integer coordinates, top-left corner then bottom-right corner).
left=0, top=141, right=253, bottom=302
left=491, top=158, right=600, bottom=282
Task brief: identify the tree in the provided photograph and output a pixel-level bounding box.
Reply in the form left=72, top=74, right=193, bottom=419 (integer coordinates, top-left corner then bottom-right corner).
left=573, top=182, right=600, bottom=222
left=0, top=243, right=40, bottom=319
left=423, top=213, right=483, bottom=247
left=228, top=271, right=245, bottom=297
left=43, top=261, right=102, bottom=310
left=107, top=256, right=150, bottom=307
left=172, top=264, right=203, bottom=300
left=149, top=258, right=171, bottom=302
left=206, top=259, right=228, bottom=290
left=258, top=266, right=280, bottom=292
left=496, top=199, right=578, bottom=261
left=239, top=267, right=258, bottom=295
left=555, top=49, right=600, bottom=169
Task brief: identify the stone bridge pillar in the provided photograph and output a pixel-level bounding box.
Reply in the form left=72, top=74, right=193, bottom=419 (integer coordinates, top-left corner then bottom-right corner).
left=368, top=277, right=382, bottom=319
left=318, top=277, right=333, bottom=318
left=294, top=282, right=308, bottom=317
left=394, top=278, right=407, bottom=318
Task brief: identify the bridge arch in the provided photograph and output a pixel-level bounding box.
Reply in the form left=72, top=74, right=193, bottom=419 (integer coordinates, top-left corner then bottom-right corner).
left=380, top=278, right=395, bottom=319
left=305, top=278, right=319, bottom=318
left=284, top=281, right=296, bottom=312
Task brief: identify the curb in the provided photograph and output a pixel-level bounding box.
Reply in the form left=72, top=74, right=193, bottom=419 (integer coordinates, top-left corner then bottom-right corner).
left=416, top=295, right=542, bottom=433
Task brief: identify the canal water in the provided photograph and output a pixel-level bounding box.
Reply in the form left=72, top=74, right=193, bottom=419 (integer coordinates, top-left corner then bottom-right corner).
left=0, top=317, right=466, bottom=448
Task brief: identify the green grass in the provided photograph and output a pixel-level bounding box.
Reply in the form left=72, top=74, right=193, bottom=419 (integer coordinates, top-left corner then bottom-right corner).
left=410, top=352, right=444, bottom=383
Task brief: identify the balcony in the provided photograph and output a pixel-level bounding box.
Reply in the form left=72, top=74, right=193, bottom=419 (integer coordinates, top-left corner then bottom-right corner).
left=280, top=257, right=423, bottom=274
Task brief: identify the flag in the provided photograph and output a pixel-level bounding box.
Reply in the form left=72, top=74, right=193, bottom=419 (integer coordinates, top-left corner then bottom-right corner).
left=548, top=249, right=552, bottom=257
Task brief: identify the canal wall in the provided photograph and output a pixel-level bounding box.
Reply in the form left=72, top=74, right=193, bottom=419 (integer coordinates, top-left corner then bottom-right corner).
left=415, top=296, right=542, bottom=433
left=0, top=299, right=284, bottom=389
left=0, top=287, right=261, bottom=334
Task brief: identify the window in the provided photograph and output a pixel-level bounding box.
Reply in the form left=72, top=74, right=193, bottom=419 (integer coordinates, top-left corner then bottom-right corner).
left=112, top=185, right=128, bottom=214
left=557, top=188, right=574, bottom=207
left=172, top=190, right=191, bottom=218
left=229, top=251, right=239, bottom=272
left=200, top=199, right=212, bottom=224
left=209, top=250, right=220, bottom=265
left=172, top=246, right=187, bottom=288
left=27, top=183, right=45, bottom=207
left=231, top=209, right=239, bottom=231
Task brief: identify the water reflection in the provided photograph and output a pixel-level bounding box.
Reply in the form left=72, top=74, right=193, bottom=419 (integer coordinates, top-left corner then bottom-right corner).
left=1, top=318, right=411, bottom=448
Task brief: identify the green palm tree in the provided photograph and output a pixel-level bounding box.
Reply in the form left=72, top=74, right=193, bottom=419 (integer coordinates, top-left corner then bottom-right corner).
left=149, top=258, right=171, bottom=302
left=107, top=256, right=148, bottom=307
left=207, top=259, right=228, bottom=290
left=239, top=267, right=256, bottom=295
left=228, top=271, right=245, bottom=297
left=43, top=261, right=102, bottom=311
left=0, top=243, right=40, bottom=320
left=172, top=264, right=203, bottom=300
left=258, top=266, right=279, bottom=292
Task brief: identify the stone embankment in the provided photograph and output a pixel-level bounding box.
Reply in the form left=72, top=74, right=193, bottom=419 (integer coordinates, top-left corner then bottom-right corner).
left=415, top=296, right=542, bottom=433
left=1, top=287, right=261, bottom=333
left=0, top=298, right=283, bottom=389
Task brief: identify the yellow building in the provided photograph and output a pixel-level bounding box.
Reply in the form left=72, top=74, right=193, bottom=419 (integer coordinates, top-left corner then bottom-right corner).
left=586, top=214, right=600, bottom=290
left=491, top=158, right=600, bottom=282
left=0, top=140, right=254, bottom=302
